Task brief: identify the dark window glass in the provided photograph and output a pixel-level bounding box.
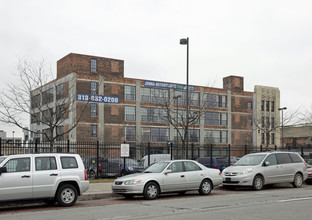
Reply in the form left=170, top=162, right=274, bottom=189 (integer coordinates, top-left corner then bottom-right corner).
left=266, top=101, right=270, bottom=111
left=261, top=100, right=264, bottom=111
left=289, top=153, right=303, bottom=163
left=35, top=157, right=57, bottom=171
left=4, top=158, right=30, bottom=172
left=125, top=85, right=136, bottom=101
left=276, top=153, right=292, bottom=164
left=184, top=161, right=202, bottom=171
left=91, top=124, right=97, bottom=137
left=271, top=101, right=275, bottom=112
left=91, top=103, right=97, bottom=117
left=61, top=157, right=78, bottom=169
left=91, top=82, right=97, bottom=95
left=91, top=59, right=97, bottom=73
left=168, top=162, right=183, bottom=173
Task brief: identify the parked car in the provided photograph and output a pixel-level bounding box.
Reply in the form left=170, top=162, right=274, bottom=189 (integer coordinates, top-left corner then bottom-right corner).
left=221, top=151, right=308, bottom=190
left=216, top=156, right=241, bottom=171
left=0, top=153, right=89, bottom=207
left=83, top=157, right=120, bottom=179
left=109, top=158, right=144, bottom=175
left=306, top=167, right=312, bottom=184
left=112, top=159, right=222, bottom=200
left=139, top=154, right=172, bottom=168
left=196, top=157, right=219, bottom=169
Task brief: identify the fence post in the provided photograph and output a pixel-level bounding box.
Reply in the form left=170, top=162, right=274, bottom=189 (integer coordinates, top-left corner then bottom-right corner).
left=245, top=145, right=247, bottom=155
left=67, top=140, right=70, bottom=153
left=170, top=142, right=173, bottom=160
left=96, top=141, right=99, bottom=179
left=0, top=138, right=2, bottom=156
left=228, top=144, right=231, bottom=167
left=191, top=143, right=194, bottom=160
left=275, top=145, right=277, bottom=151
left=301, top=146, right=304, bottom=157
left=210, top=144, right=213, bottom=168
left=260, top=145, right=263, bottom=152
left=35, top=139, right=38, bottom=153
left=147, top=142, right=151, bottom=167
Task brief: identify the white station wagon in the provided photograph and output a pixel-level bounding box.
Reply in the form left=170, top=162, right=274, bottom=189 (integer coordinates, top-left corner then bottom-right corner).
left=0, top=153, right=89, bottom=206
left=222, top=151, right=308, bottom=190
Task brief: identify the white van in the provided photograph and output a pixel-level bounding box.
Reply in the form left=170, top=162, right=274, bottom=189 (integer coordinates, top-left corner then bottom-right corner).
left=139, top=154, right=172, bottom=168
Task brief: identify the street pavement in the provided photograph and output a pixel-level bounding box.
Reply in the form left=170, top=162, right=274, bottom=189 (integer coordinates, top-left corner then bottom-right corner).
left=79, top=182, right=117, bottom=201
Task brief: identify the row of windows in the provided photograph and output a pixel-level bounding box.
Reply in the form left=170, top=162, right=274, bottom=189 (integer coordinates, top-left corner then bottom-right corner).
left=261, top=100, right=275, bottom=112
left=125, top=126, right=228, bottom=143
left=124, top=85, right=227, bottom=108
left=125, top=106, right=227, bottom=126
left=31, top=84, right=65, bottom=108
left=261, top=133, right=275, bottom=145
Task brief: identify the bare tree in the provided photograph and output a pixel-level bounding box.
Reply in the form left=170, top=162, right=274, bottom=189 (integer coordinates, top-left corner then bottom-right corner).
left=157, top=90, right=204, bottom=158
left=253, top=108, right=299, bottom=149
left=0, top=58, right=89, bottom=151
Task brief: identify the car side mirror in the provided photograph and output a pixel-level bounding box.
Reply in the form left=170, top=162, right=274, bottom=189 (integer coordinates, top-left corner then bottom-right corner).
left=264, top=161, right=270, bottom=166
left=0, top=167, right=7, bottom=175
left=164, top=169, right=172, bottom=175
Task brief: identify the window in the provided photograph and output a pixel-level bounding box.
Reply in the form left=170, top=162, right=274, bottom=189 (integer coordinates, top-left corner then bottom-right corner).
left=221, top=131, right=228, bottom=143
left=125, top=106, right=136, bottom=121
left=271, top=133, right=275, bottom=144
left=31, top=112, right=40, bottom=124
left=91, top=82, right=97, bottom=95
left=61, top=157, right=78, bottom=169
left=56, top=126, right=64, bottom=141
left=91, top=125, right=97, bottom=137
left=142, top=127, right=169, bottom=142
left=31, top=94, right=41, bottom=108
left=247, top=102, right=252, bottom=110
left=204, top=112, right=220, bottom=126
left=56, top=83, right=64, bottom=99
left=168, top=162, right=183, bottom=173
left=221, top=113, right=227, bottom=126
left=289, top=153, right=303, bottom=163
left=271, top=117, right=275, bottom=128
left=261, top=100, right=264, bottom=111
left=266, top=117, right=270, bottom=128
left=91, top=59, right=97, bottom=73
left=4, top=158, right=30, bottom=172
left=265, top=154, right=277, bottom=166
left=141, top=87, right=169, bottom=104
left=125, top=85, right=136, bottom=101
left=204, top=130, right=221, bottom=143
left=261, top=133, right=265, bottom=145
left=91, top=103, right=97, bottom=117
left=276, top=153, right=292, bottom=164
left=35, top=157, right=57, bottom=171
left=204, top=93, right=219, bottom=108
left=42, top=128, right=52, bottom=142
left=271, top=101, right=275, bottom=112
left=42, top=109, right=53, bottom=124
left=184, top=161, right=201, bottom=171
left=190, top=92, right=200, bottom=106
left=189, top=129, right=199, bottom=142
left=42, top=88, right=54, bottom=104
left=125, top=127, right=136, bottom=141
left=221, top=95, right=227, bottom=108
left=266, top=101, right=270, bottom=111
left=247, top=119, right=252, bottom=127
left=261, top=116, right=265, bottom=127
left=56, top=104, right=65, bottom=121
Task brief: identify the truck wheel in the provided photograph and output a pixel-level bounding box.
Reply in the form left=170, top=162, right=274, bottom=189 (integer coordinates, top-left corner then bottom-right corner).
left=56, top=184, right=78, bottom=207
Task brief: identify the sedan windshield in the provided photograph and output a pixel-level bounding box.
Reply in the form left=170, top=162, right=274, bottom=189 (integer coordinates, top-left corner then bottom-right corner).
left=235, top=155, right=266, bottom=166
left=144, top=162, right=169, bottom=173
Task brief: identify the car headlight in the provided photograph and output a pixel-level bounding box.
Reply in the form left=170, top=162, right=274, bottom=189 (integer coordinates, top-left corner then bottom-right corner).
left=123, top=179, right=142, bottom=185
left=238, top=168, right=253, bottom=175
left=128, top=167, right=134, bottom=171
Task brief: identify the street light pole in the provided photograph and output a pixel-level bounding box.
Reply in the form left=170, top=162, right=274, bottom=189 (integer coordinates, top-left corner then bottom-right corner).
left=180, top=37, right=189, bottom=159
left=278, top=107, right=287, bottom=149
left=173, top=95, right=182, bottom=142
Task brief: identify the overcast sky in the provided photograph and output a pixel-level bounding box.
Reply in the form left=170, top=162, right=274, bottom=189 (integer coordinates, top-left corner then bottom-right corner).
left=1, top=0, right=312, bottom=138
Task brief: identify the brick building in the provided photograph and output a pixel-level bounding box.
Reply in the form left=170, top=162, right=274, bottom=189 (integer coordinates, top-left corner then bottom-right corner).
left=29, top=53, right=281, bottom=156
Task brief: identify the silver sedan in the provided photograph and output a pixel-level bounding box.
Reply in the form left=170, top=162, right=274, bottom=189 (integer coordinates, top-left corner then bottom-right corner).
left=112, top=159, right=222, bottom=199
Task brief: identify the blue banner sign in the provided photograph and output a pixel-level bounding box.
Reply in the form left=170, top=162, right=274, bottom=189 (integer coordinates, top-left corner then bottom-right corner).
left=144, top=80, right=195, bottom=91
left=76, top=94, right=119, bottom=104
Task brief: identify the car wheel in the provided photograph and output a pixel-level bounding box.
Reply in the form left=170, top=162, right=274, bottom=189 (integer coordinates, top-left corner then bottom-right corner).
left=252, top=175, right=264, bottom=191
left=144, top=182, right=159, bottom=200
left=198, top=179, right=212, bottom=195
left=292, top=173, right=303, bottom=188
left=56, top=184, right=78, bottom=207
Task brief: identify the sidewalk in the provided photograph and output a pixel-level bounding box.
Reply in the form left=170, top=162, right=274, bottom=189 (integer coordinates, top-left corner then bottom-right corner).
left=79, top=182, right=117, bottom=201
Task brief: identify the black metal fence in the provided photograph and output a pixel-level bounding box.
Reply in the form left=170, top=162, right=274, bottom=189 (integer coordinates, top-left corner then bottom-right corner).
left=1, top=138, right=312, bottom=178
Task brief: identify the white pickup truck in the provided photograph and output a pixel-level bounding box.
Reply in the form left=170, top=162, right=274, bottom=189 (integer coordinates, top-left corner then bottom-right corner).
left=0, top=153, right=89, bottom=207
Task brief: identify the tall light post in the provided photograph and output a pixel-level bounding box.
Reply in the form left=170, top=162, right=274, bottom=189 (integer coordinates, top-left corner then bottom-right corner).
left=180, top=37, right=189, bottom=159
left=278, top=107, right=287, bottom=148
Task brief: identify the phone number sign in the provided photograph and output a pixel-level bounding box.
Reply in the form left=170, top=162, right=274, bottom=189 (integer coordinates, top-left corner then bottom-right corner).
left=76, top=94, right=119, bottom=104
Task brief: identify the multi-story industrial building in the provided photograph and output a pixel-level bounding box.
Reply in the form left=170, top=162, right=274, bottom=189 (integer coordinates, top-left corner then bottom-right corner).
left=29, top=53, right=281, bottom=156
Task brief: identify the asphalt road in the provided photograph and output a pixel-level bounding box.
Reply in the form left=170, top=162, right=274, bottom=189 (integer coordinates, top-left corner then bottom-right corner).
left=1, top=184, right=312, bottom=220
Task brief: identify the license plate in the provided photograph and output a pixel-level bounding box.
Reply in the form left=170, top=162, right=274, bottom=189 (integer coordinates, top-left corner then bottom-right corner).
left=226, top=177, right=231, bottom=182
